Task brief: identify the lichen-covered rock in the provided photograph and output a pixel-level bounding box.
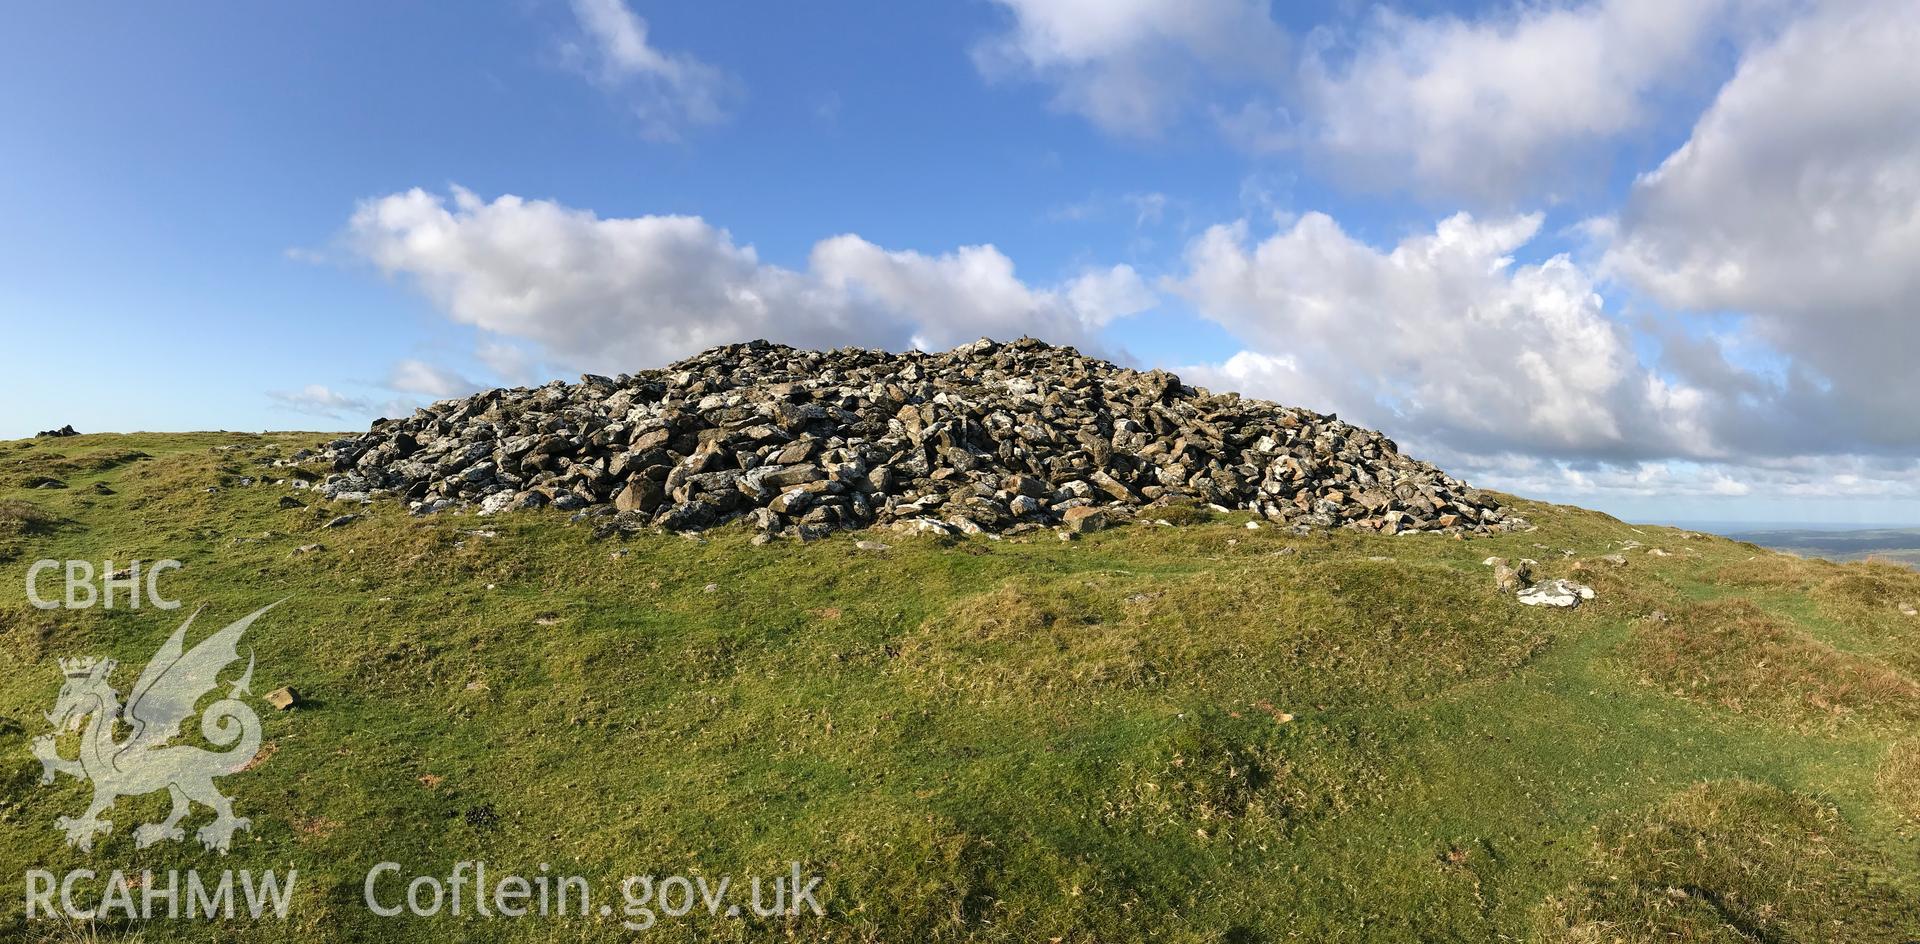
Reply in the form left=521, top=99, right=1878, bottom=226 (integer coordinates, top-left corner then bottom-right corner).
left=1517, top=579, right=1595, bottom=609
left=309, top=338, right=1526, bottom=541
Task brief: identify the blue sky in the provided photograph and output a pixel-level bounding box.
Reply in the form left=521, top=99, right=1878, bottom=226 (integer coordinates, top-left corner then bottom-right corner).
left=3, top=0, right=1918, bottom=527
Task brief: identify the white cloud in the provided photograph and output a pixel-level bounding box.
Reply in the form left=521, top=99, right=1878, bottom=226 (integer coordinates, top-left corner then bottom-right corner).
left=1171, top=210, right=1711, bottom=460
left=476, top=341, right=540, bottom=387
left=1180, top=350, right=1347, bottom=428
left=348, top=186, right=1155, bottom=374
left=1605, top=0, right=1920, bottom=451
left=1125, top=191, right=1169, bottom=227
left=1066, top=264, right=1158, bottom=327
left=974, top=0, right=1288, bottom=136
left=975, top=0, right=1766, bottom=204
left=268, top=384, right=372, bottom=420
left=387, top=359, right=481, bottom=400
left=1439, top=451, right=1920, bottom=508
left=809, top=235, right=1154, bottom=351
left=1296, top=0, right=1734, bottom=203
left=564, top=0, right=736, bottom=140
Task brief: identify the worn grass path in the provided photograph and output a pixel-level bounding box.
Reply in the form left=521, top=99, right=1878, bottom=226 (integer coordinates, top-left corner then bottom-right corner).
left=1, top=433, right=1917, bottom=942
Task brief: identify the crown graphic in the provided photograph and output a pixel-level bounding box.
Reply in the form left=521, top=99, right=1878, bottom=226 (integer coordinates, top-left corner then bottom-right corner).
left=58, top=656, right=114, bottom=678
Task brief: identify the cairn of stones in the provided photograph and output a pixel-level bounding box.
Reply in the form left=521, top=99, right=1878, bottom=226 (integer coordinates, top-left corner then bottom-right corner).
left=313, top=338, right=1524, bottom=540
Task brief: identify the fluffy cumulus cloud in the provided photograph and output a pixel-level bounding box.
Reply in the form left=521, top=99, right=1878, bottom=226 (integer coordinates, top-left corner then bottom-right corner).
left=1296, top=0, right=1734, bottom=203
left=347, top=187, right=1153, bottom=374
left=977, top=0, right=1759, bottom=204
left=973, top=0, right=1288, bottom=136
left=1605, top=0, right=1920, bottom=452
left=563, top=0, right=737, bottom=140
left=1172, top=211, right=1711, bottom=461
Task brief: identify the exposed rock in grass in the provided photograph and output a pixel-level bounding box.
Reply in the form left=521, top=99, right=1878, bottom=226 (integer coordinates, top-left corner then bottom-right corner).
left=1489, top=557, right=1532, bottom=593
left=310, top=338, right=1523, bottom=540
left=1062, top=506, right=1109, bottom=534
left=34, top=425, right=79, bottom=438
left=1517, top=578, right=1595, bottom=609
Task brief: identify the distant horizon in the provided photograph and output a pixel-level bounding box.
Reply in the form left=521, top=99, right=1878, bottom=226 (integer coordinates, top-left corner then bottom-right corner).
left=1659, top=521, right=1920, bottom=536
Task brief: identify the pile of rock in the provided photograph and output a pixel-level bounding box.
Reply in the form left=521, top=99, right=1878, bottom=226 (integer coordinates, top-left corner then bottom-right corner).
left=35, top=425, right=79, bottom=438
left=309, top=338, right=1526, bottom=540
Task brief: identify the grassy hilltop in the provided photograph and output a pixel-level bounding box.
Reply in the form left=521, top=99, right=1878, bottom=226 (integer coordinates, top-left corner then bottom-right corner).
left=2, top=432, right=1919, bottom=942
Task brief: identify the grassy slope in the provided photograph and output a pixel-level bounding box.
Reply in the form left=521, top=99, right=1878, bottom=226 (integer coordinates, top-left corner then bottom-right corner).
left=1, top=433, right=1917, bottom=942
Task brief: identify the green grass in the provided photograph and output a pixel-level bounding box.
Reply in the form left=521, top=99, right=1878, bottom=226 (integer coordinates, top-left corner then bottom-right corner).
left=0, top=432, right=1916, bottom=942
left=1538, top=780, right=1915, bottom=942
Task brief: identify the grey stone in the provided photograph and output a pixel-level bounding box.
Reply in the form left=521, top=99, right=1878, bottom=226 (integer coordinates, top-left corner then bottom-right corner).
left=1517, top=579, right=1595, bottom=609
left=301, top=338, right=1524, bottom=539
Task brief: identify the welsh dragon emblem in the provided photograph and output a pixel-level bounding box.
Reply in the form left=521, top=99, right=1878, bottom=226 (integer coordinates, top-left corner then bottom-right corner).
left=33, top=603, right=277, bottom=853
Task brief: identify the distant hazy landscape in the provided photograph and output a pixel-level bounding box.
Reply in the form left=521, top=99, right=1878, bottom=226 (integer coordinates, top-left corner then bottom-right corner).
left=1715, top=526, right=1920, bottom=568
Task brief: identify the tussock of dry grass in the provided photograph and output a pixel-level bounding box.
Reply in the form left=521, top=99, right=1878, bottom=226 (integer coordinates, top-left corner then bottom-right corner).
left=1132, top=560, right=1557, bottom=703
left=0, top=447, right=150, bottom=489
left=26, top=923, right=146, bottom=944
left=1709, top=554, right=1828, bottom=591
left=893, top=580, right=1156, bottom=695
left=897, top=559, right=1554, bottom=705
left=0, top=498, right=58, bottom=536
left=1814, top=564, right=1920, bottom=622
left=1876, top=739, right=1920, bottom=822
left=1537, top=781, right=1918, bottom=943
left=1103, top=709, right=1287, bottom=830
left=0, top=498, right=59, bottom=556
left=1806, top=564, right=1920, bottom=674
left=1631, top=599, right=1920, bottom=730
